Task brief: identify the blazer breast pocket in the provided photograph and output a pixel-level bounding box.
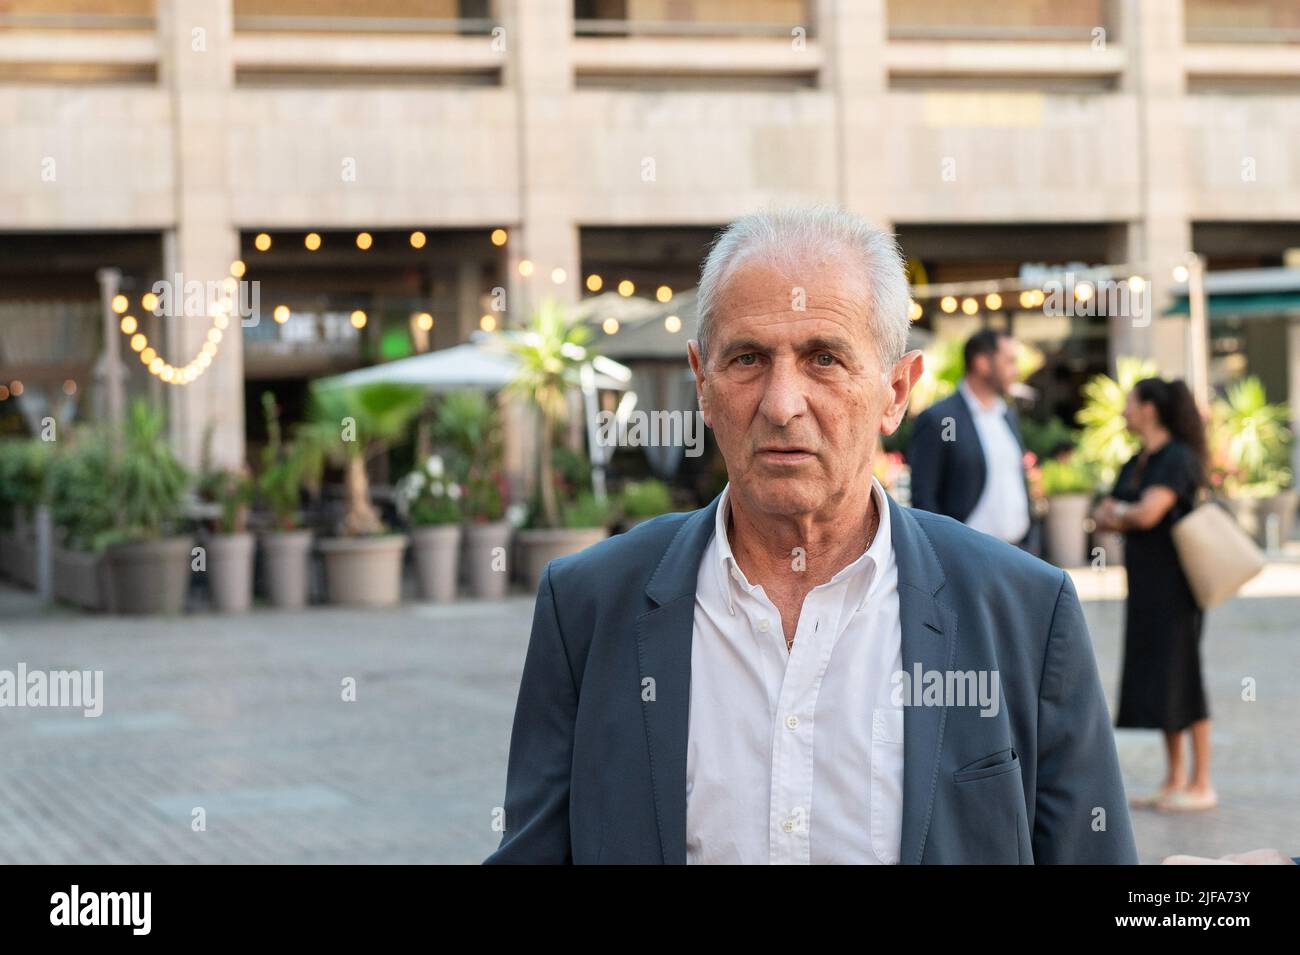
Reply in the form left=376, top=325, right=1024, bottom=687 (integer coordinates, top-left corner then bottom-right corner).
left=952, top=747, right=1021, bottom=783
left=869, top=707, right=905, bottom=865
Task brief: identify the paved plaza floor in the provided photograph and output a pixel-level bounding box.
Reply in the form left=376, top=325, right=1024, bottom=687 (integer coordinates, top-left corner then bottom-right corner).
left=0, top=571, right=1295, bottom=864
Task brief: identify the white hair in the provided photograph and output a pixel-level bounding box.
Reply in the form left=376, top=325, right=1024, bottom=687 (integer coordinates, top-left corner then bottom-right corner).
left=695, top=205, right=912, bottom=370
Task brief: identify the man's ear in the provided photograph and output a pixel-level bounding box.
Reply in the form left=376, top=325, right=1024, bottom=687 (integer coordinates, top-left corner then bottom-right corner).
left=688, top=340, right=712, bottom=427
left=880, top=350, right=924, bottom=436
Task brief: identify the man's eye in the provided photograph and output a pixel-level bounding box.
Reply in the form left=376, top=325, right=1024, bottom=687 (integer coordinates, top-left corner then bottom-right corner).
left=736, top=354, right=758, bottom=366
left=814, top=353, right=837, bottom=366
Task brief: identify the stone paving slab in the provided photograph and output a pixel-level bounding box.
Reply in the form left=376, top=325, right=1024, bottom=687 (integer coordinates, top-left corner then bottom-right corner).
left=0, top=580, right=1294, bottom=864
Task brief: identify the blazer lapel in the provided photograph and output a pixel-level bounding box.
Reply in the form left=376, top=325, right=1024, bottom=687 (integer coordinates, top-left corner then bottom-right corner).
left=889, top=497, right=957, bottom=865
left=636, top=495, right=720, bottom=864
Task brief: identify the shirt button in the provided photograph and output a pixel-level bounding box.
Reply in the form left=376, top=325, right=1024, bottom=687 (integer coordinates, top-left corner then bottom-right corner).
left=782, top=818, right=795, bottom=833
left=758, top=619, right=770, bottom=633
left=785, top=714, right=799, bottom=730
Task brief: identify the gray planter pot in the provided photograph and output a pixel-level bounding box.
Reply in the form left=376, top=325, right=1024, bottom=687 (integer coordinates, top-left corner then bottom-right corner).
left=261, top=529, right=314, bottom=609
left=105, top=536, right=194, bottom=615
left=517, top=527, right=609, bottom=592
left=205, top=532, right=254, bottom=613
left=411, top=523, right=462, bottom=603
left=1256, top=489, right=1297, bottom=549
left=318, top=534, right=407, bottom=607
left=1044, top=494, right=1090, bottom=568
left=462, top=521, right=511, bottom=600
left=53, top=546, right=108, bottom=610
left=1223, top=496, right=1261, bottom=543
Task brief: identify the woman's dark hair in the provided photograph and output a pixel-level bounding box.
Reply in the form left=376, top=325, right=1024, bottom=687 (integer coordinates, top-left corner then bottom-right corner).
left=1133, top=377, right=1208, bottom=481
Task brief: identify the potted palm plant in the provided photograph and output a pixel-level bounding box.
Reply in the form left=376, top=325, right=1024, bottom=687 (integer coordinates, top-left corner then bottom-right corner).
left=257, top=392, right=323, bottom=609
left=1212, top=376, right=1295, bottom=548
left=102, top=400, right=193, bottom=614
left=46, top=430, right=115, bottom=609
left=435, top=389, right=512, bottom=600
left=399, top=453, right=463, bottom=602
left=305, top=380, right=425, bottom=606
left=505, top=299, right=611, bottom=590
left=1040, top=453, right=1095, bottom=568
left=198, top=464, right=255, bottom=613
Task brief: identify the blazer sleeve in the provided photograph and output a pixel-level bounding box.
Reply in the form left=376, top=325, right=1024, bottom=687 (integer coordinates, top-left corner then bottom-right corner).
left=482, top=563, right=577, bottom=864
left=906, top=408, right=943, bottom=514
left=1032, top=571, right=1139, bottom=864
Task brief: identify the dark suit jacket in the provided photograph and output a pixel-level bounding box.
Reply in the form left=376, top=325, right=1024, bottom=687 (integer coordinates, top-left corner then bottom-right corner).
left=485, top=492, right=1137, bottom=864
left=908, top=388, right=1029, bottom=532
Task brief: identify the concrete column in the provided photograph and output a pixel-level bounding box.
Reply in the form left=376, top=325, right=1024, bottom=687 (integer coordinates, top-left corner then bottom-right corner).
left=158, top=0, right=244, bottom=470
left=504, top=0, right=580, bottom=326
left=820, top=0, right=890, bottom=227
left=1115, top=0, right=1190, bottom=377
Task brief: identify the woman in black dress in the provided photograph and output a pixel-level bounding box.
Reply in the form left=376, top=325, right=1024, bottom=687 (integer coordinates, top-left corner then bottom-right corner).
left=1092, top=378, right=1214, bottom=812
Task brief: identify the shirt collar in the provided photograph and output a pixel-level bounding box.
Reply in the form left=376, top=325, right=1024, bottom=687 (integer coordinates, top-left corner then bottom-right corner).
left=713, top=477, right=892, bottom=616
left=960, top=378, right=1006, bottom=416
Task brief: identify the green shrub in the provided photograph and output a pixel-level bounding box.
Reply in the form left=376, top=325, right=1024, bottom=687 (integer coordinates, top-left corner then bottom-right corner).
left=46, top=431, right=115, bottom=551
left=1041, top=455, right=1096, bottom=497
left=619, top=479, right=673, bottom=520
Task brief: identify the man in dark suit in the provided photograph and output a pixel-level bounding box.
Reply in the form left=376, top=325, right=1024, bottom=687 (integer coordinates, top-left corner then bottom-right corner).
left=907, top=329, right=1034, bottom=548
left=485, top=207, right=1135, bottom=865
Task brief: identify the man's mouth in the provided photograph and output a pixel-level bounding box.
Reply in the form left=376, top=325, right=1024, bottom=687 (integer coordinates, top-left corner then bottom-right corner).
left=757, top=447, right=815, bottom=464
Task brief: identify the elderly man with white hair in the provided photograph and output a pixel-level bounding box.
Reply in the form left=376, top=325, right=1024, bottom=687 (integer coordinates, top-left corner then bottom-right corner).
left=486, top=206, right=1137, bottom=865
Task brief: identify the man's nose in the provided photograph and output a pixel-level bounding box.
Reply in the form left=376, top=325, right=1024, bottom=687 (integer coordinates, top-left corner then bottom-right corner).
left=756, top=357, right=809, bottom=428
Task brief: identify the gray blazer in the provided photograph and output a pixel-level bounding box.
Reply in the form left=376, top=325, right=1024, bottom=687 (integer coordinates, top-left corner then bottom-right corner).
left=485, top=493, right=1138, bottom=864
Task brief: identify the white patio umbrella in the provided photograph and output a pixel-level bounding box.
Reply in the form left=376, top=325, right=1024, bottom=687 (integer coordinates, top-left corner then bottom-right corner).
left=317, top=337, right=631, bottom=393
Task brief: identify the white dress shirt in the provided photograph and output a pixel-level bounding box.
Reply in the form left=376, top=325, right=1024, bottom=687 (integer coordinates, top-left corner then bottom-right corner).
left=685, top=477, right=904, bottom=865
left=959, top=380, right=1031, bottom=544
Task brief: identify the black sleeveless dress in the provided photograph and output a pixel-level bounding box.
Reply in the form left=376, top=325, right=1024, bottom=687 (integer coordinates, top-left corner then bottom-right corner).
left=1111, top=440, right=1209, bottom=732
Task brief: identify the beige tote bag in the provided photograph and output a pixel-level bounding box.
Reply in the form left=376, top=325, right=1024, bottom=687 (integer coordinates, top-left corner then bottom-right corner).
left=1171, top=496, right=1265, bottom=609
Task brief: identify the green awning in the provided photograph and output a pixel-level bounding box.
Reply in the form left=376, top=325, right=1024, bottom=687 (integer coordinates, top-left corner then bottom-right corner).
left=1164, top=292, right=1300, bottom=318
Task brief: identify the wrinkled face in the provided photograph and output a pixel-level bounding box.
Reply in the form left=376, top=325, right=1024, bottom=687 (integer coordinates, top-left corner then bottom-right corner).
left=688, top=255, right=919, bottom=519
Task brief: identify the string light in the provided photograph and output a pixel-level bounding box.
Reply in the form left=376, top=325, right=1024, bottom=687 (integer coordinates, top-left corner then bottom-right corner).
left=656, top=285, right=672, bottom=303
left=116, top=272, right=242, bottom=385
left=254, top=233, right=271, bottom=252
left=410, top=231, right=426, bottom=249
left=356, top=232, right=373, bottom=251
left=617, top=280, right=634, bottom=297
left=985, top=293, right=1002, bottom=310
left=602, top=318, right=620, bottom=334
left=490, top=229, right=508, bottom=247
left=940, top=296, right=957, bottom=313
left=273, top=305, right=290, bottom=324
left=480, top=314, right=496, bottom=331
left=961, top=297, right=978, bottom=315
left=518, top=259, right=534, bottom=277
left=231, top=260, right=246, bottom=278
left=586, top=274, right=603, bottom=292
left=551, top=267, right=567, bottom=284
left=305, top=232, right=321, bottom=251
left=415, top=312, right=434, bottom=331
left=664, top=315, right=681, bottom=333
left=141, top=292, right=159, bottom=312
left=111, top=294, right=128, bottom=314
left=350, top=309, right=367, bottom=329
left=908, top=300, right=923, bottom=321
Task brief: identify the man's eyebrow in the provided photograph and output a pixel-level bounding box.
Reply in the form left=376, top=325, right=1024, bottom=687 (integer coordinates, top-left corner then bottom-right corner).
left=799, top=335, right=855, bottom=354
